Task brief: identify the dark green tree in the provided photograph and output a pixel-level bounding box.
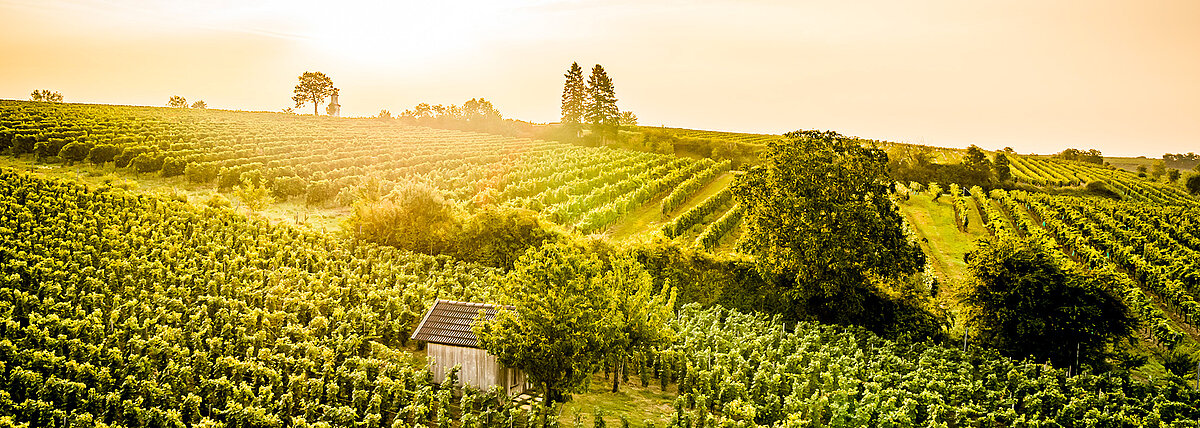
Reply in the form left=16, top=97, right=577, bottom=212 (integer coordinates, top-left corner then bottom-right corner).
left=30, top=89, right=63, bottom=103
left=734, top=130, right=925, bottom=322
left=1167, top=168, right=1181, bottom=183
left=168, top=96, right=188, bottom=108
left=457, top=206, right=560, bottom=270
left=585, top=64, right=619, bottom=139
left=475, top=243, right=611, bottom=407
left=561, top=62, right=587, bottom=136
left=963, top=145, right=993, bottom=186
left=292, top=71, right=335, bottom=116
left=1187, top=174, right=1200, bottom=195
left=993, top=152, right=1012, bottom=183
left=963, top=235, right=1134, bottom=370
left=598, top=253, right=675, bottom=393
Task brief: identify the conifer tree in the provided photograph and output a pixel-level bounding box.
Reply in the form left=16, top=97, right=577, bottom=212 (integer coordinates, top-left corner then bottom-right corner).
left=561, top=62, right=586, bottom=136
left=585, top=64, right=619, bottom=139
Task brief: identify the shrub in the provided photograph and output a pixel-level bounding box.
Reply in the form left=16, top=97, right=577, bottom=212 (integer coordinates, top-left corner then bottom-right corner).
left=58, top=141, right=92, bottom=164
left=160, top=157, right=187, bottom=177
left=87, top=144, right=121, bottom=164
left=131, top=152, right=165, bottom=174
left=270, top=175, right=308, bottom=200
left=184, top=162, right=220, bottom=184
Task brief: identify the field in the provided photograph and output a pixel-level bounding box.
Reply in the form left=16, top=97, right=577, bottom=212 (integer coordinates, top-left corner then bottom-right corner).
left=2, top=100, right=1200, bottom=426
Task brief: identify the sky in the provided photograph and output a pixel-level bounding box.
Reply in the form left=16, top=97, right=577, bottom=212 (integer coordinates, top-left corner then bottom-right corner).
left=1, top=0, right=1198, bottom=157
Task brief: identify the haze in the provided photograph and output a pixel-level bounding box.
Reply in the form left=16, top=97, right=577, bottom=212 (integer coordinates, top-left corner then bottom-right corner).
left=1, top=0, right=1197, bottom=157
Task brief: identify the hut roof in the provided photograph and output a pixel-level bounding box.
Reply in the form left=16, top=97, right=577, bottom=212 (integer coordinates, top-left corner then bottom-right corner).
left=409, top=300, right=512, bottom=348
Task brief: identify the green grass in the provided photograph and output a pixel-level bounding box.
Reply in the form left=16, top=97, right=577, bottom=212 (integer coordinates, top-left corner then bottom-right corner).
left=558, top=373, right=675, bottom=428
left=607, top=171, right=736, bottom=241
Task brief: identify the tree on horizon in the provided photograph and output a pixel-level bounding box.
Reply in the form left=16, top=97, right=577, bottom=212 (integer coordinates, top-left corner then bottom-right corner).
left=30, top=89, right=63, bottom=103
left=292, top=71, right=335, bottom=116
left=585, top=64, right=619, bottom=140
left=168, top=95, right=188, bottom=108
left=561, top=62, right=586, bottom=136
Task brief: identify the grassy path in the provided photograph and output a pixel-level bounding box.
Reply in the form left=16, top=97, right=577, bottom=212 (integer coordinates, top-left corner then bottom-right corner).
left=607, top=172, right=736, bottom=241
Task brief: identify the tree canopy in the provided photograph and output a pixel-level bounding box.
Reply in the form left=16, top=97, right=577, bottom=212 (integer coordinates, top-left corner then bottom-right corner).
left=29, top=89, right=63, bottom=103
left=964, top=235, right=1134, bottom=370
left=734, top=130, right=925, bottom=322
left=475, top=243, right=610, bottom=406
left=585, top=64, right=619, bottom=139
left=561, top=62, right=586, bottom=134
left=292, top=71, right=335, bottom=116
left=168, top=95, right=188, bottom=108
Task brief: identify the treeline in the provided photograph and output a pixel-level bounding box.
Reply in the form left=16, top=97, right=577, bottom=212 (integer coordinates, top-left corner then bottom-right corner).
left=1056, top=147, right=1104, bottom=164
left=889, top=144, right=1012, bottom=189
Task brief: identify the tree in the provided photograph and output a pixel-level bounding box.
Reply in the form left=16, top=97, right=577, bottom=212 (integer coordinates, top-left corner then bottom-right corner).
left=598, top=253, right=675, bottom=393
left=168, top=96, right=188, bottom=108
left=1187, top=174, right=1200, bottom=195
left=345, top=181, right=461, bottom=255
left=1167, top=168, right=1181, bottom=183
left=1150, top=160, right=1167, bottom=181
left=457, top=206, right=560, bottom=270
left=58, top=142, right=90, bottom=165
left=292, top=71, right=335, bottom=116
left=30, top=90, right=63, bottom=103
left=475, top=243, right=611, bottom=407
left=962, top=145, right=993, bottom=186
left=993, top=152, right=1012, bottom=183
left=561, top=62, right=587, bottom=136
left=462, top=98, right=501, bottom=124
left=963, top=235, right=1133, bottom=370
left=236, top=179, right=274, bottom=213
left=734, top=130, right=925, bottom=322
left=618, top=111, right=638, bottom=129
left=585, top=65, right=619, bottom=139
left=191, top=100, right=207, bottom=109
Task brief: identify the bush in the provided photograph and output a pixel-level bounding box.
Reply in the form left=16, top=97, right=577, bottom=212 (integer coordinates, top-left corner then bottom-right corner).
left=270, top=175, right=308, bottom=200
left=161, top=157, right=187, bottom=177
left=88, top=144, right=121, bottom=164
left=114, top=147, right=151, bottom=168
left=58, top=141, right=92, bottom=164
left=34, top=138, right=70, bottom=161
left=131, top=152, right=165, bottom=174
left=1187, top=174, right=1200, bottom=195
left=11, top=134, right=35, bottom=155
left=217, top=167, right=242, bottom=190
left=184, top=162, right=220, bottom=184
left=305, top=179, right=338, bottom=205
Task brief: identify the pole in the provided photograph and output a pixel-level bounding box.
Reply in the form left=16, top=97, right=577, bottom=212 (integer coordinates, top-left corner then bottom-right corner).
left=962, top=327, right=968, bottom=352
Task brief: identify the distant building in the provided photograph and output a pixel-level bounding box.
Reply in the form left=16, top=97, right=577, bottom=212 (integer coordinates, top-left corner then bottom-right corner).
left=410, top=300, right=529, bottom=395
left=326, top=88, right=340, bottom=117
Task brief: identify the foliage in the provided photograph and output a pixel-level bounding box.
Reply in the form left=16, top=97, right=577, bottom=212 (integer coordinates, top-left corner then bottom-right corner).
left=992, top=151, right=1012, bottom=183
left=457, top=206, right=562, bottom=270
left=184, top=162, right=220, bottom=183
left=292, top=71, right=335, bottom=116
left=475, top=243, right=610, bottom=405
left=962, top=144, right=993, bottom=184
left=618, top=111, right=638, bottom=128
left=964, top=235, right=1135, bottom=369
left=87, top=144, right=120, bottom=164
left=346, top=181, right=460, bottom=254
left=562, top=62, right=586, bottom=135
left=585, top=65, right=619, bottom=139
left=735, top=130, right=925, bottom=323
left=1057, top=148, right=1104, bottom=164
left=236, top=179, right=274, bottom=212
left=29, top=89, right=63, bottom=103
left=168, top=95, right=188, bottom=108
left=160, top=156, right=187, bottom=177
left=598, top=253, right=676, bottom=392
left=1188, top=174, right=1200, bottom=195
left=191, top=100, right=207, bottom=109
left=57, top=141, right=91, bottom=164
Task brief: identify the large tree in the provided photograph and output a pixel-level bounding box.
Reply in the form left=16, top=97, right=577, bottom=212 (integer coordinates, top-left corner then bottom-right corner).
left=1187, top=174, right=1200, bottom=195
left=292, top=71, right=335, bottom=116
left=475, top=243, right=612, bottom=407
left=993, top=152, right=1012, bottom=183
left=962, top=144, right=993, bottom=186
left=585, top=64, right=619, bottom=139
left=734, top=130, right=925, bottom=322
left=964, top=235, right=1133, bottom=370
left=561, top=62, right=586, bottom=136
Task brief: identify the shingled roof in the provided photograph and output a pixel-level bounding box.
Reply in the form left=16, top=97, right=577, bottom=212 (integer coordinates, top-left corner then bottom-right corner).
left=410, top=300, right=512, bottom=348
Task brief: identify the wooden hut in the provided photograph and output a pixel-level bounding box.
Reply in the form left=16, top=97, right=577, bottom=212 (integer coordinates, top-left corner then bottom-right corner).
left=410, top=300, right=529, bottom=395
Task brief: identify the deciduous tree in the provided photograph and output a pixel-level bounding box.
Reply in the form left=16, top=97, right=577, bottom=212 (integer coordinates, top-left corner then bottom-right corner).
left=599, top=253, right=675, bottom=393
left=993, top=152, right=1012, bottom=183
left=475, top=243, right=610, bottom=407
left=292, top=71, right=335, bottom=116
left=30, top=90, right=63, bottom=103
left=964, top=235, right=1133, bottom=370
left=191, top=100, right=207, bottom=109
left=168, top=96, right=188, bottom=108
left=734, top=130, right=925, bottom=322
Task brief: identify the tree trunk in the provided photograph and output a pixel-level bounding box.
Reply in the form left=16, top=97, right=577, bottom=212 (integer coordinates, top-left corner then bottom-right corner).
left=611, top=357, right=621, bottom=393
left=314, top=102, right=319, bottom=116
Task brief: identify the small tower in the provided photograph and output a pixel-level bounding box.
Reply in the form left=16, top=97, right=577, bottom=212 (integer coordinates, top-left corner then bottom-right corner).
left=326, top=88, right=341, bottom=117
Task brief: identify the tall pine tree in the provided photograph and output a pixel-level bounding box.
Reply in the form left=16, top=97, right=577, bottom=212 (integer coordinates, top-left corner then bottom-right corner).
left=561, top=62, right=586, bottom=137
left=585, top=64, right=619, bottom=140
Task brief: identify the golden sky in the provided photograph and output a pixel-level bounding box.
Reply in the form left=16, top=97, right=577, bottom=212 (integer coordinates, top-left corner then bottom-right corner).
left=1, top=0, right=1197, bottom=157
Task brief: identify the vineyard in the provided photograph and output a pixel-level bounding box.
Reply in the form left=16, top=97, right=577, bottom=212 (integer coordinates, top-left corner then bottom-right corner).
left=0, top=101, right=746, bottom=251
left=1005, top=156, right=1197, bottom=205
left=2, top=168, right=1197, bottom=427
